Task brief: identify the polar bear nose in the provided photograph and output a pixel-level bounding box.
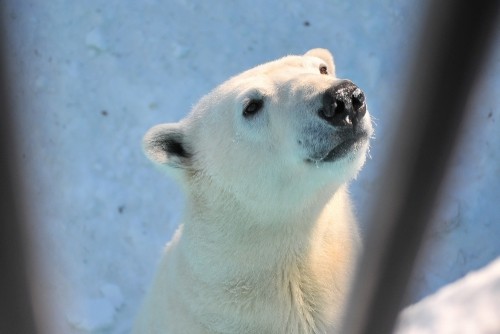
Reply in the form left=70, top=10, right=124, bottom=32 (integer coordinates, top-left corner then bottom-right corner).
left=319, top=80, right=367, bottom=129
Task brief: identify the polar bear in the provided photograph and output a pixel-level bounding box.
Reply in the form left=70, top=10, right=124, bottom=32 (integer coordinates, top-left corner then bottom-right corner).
left=134, top=48, right=373, bottom=334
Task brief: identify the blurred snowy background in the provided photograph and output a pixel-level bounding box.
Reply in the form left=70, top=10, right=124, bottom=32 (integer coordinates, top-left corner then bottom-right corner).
left=2, top=0, right=499, bottom=333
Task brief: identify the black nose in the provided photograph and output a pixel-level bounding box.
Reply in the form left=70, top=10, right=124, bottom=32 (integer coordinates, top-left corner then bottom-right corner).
left=319, top=80, right=367, bottom=128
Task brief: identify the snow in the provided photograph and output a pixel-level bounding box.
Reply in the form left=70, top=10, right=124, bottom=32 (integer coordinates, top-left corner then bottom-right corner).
left=2, top=0, right=499, bottom=333
left=396, top=257, right=500, bottom=333
left=67, top=288, right=120, bottom=332
left=65, top=284, right=124, bottom=331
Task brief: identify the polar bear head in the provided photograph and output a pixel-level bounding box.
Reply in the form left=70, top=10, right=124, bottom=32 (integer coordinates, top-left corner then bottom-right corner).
left=144, top=49, right=373, bottom=218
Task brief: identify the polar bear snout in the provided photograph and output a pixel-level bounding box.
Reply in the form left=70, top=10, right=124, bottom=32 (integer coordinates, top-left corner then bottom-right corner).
left=319, top=80, right=367, bottom=129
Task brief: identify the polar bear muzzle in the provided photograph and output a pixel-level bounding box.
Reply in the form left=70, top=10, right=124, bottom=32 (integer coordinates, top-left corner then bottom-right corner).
left=301, top=79, right=370, bottom=164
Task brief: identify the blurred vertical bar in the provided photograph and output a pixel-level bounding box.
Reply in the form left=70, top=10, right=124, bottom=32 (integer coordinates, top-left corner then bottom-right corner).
left=0, top=4, right=39, bottom=334
left=342, top=0, right=500, bottom=334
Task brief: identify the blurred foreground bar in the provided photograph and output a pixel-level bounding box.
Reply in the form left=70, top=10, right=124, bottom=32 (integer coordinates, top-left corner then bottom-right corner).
left=342, top=0, right=500, bottom=334
left=0, top=6, right=39, bottom=334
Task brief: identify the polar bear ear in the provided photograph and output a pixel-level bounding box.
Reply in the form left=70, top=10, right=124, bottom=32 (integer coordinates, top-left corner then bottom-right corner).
left=305, top=48, right=336, bottom=77
left=143, top=123, right=192, bottom=169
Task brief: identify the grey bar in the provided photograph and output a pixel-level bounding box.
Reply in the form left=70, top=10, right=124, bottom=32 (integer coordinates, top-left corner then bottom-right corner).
left=342, top=0, right=500, bottom=333
left=0, top=6, right=39, bottom=334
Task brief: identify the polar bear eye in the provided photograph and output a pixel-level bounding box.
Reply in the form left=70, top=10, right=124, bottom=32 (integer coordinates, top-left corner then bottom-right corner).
left=319, top=65, right=328, bottom=75
left=243, top=99, right=263, bottom=118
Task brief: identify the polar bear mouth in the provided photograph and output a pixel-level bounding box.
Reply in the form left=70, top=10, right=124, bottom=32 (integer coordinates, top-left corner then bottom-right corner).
left=306, top=130, right=369, bottom=164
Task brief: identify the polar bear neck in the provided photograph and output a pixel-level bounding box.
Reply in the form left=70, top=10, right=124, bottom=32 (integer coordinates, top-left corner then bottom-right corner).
left=171, top=177, right=358, bottom=333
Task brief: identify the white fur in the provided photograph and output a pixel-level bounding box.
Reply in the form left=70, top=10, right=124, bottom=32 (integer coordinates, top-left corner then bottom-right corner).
left=134, top=48, right=373, bottom=334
